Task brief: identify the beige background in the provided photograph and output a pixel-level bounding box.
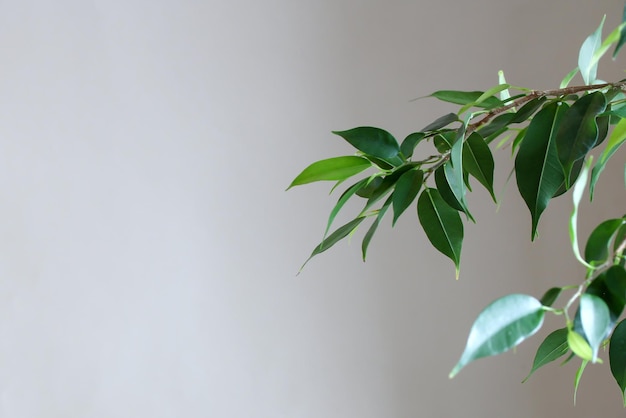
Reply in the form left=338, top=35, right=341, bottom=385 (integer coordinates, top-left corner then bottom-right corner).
left=0, top=0, right=624, bottom=417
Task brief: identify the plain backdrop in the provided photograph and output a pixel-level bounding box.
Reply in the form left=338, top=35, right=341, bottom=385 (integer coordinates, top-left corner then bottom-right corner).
left=0, top=1, right=624, bottom=417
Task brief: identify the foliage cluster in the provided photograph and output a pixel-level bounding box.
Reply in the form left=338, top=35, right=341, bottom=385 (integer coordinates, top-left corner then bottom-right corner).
left=288, top=9, right=626, bottom=403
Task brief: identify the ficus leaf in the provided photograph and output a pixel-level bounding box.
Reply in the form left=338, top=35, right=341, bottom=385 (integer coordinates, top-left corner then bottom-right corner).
left=609, top=319, right=626, bottom=405
left=392, top=168, right=424, bottom=225
left=421, top=113, right=459, bottom=132
left=434, top=166, right=463, bottom=212
left=430, top=90, right=504, bottom=109
left=288, top=156, right=372, bottom=189
left=324, top=178, right=371, bottom=238
left=332, top=127, right=404, bottom=167
left=579, top=293, right=611, bottom=362
left=523, top=328, right=569, bottom=382
left=570, top=158, right=595, bottom=269
left=578, top=15, right=605, bottom=85
left=568, top=329, right=593, bottom=362
left=555, top=92, right=607, bottom=183
left=540, top=287, right=563, bottom=307
left=590, top=117, right=626, bottom=199
left=362, top=196, right=393, bottom=261
left=574, top=359, right=589, bottom=405
left=614, top=3, right=626, bottom=58
left=584, top=218, right=626, bottom=265
left=515, top=101, right=568, bottom=240
left=463, top=132, right=496, bottom=202
left=401, top=132, right=425, bottom=158
left=449, top=294, right=545, bottom=378
left=417, top=188, right=463, bottom=277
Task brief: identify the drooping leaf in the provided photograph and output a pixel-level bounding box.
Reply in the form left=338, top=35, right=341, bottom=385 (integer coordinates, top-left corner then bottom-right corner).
left=355, top=176, right=384, bottom=198
left=540, top=287, right=563, bottom=307
left=573, top=359, right=589, bottom=405
left=553, top=158, right=583, bottom=197
left=392, top=168, right=423, bottom=225
left=569, top=159, right=595, bottom=269
left=463, top=132, right=496, bottom=201
left=288, top=156, right=372, bottom=189
left=323, top=178, right=370, bottom=238
left=362, top=196, right=393, bottom=261
left=449, top=294, right=545, bottom=378
left=555, top=92, right=607, bottom=184
left=609, top=319, right=626, bottom=405
left=594, top=113, right=610, bottom=149
left=515, top=102, right=568, bottom=239
left=421, top=113, right=459, bottom=132
left=333, top=127, right=404, bottom=167
left=584, top=218, right=626, bottom=265
left=523, top=328, right=569, bottom=382
left=401, top=132, right=425, bottom=158
left=300, top=217, right=366, bottom=271
left=579, top=293, right=611, bottom=362
left=606, top=266, right=626, bottom=313
left=434, top=166, right=463, bottom=212
left=417, top=188, right=463, bottom=276
left=430, top=90, right=504, bottom=109
left=360, top=165, right=415, bottom=214
left=615, top=4, right=626, bottom=58
left=444, top=125, right=474, bottom=221
left=590, top=117, right=626, bottom=199
left=578, top=16, right=605, bottom=85
left=568, top=329, right=593, bottom=362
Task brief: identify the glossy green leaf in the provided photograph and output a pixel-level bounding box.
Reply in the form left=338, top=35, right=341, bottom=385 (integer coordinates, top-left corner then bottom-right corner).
left=392, top=168, right=423, bottom=225
left=615, top=3, right=626, bottom=58
left=584, top=218, right=626, bottom=264
left=511, top=96, right=548, bottom=123
left=288, top=156, right=372, bottom=189
left=553, top=158, right=583, bottom=198
left=430, top=90, right=504, bottom=109
left=569, top=159, right=594, bottom=269
left=568, top=329, right=593, bottom=361
left=421, top=113, right=459, bottom=132
left=417, top=188, right=463, bottom=277
left=333, top=127, right=404, bottom=167
left=434, top=167, right=463, bottom=212
left=579, top=293, right=610, bottom=362
left=560, top=67, right=579, bottom=89
left=463, top=132, right=496, bottom=202
left=591, top=20, right=625, bottom=68
left=444, top=126, right=473, bottom=221
left=362, top=196, right=392, bottom=261
left=355, top=176, right=383, bottom=198
left=300, top=217, right=366, bottom=271
left=578, top=16, right=605, bottom=85
left=401, top=132, right=425, bottom=158
left=523, top=328, right=569, bottom=382
left=556, top=92, right=607, bottom=183
left=609, top=319, right=626, bottom=405
left=540, top=287, right=563, bottom=307
left=590, top=117, right=626, bottom=199
left=360, top=165, right=415, bottom=215
left=478, top=113, right=514, bottom=137
left=573, top=359, right=589, bottom=405
left=515, top=102, right=568, bottom=240
left=606, top=266, right=626, bottom=313
left=324, top=178, right=370, bottom=238
left=449, top=294, right=544, bottom=378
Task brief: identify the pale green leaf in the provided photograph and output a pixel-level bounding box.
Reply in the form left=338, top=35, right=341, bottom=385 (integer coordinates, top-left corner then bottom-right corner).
left=288, top=156, right=372, bottom=189
left=578, top=16, right=605, bottom=85
left=574, top=359, right=589, bottom=405
left=590, top=117, right=626, bottom=199
left=570, top=159, right=595, bottom=269
left=579, top=293, right=610, bottom=362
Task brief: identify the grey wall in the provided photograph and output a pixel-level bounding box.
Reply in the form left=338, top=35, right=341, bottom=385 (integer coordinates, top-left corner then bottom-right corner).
left=0, top=0, right=624, bottom=417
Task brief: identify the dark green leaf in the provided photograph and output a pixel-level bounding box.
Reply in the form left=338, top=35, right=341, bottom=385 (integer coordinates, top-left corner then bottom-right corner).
left=579, top=293, right=610, bottom=362
left=553, top=158, right=583, bottom=197
left=300, top=217, right=366, bottom=271
left=324, top=178, right=370, bottom=238
left=606, top=265, right=626, bottom=313
left=590, top=118, right=626, bottom=199
left=511, top=96, right=548, bottom=123
left=584, top=219, right=626, bottom=265
left=361, top=165, right=415, bottom=213
left=435, top=167, right=463, bottom=212
left=463, top=132, right=496, bottom=201
left=523, top=328, right=569, bottom=382
left=540, top=287, right=563, bottom=307
left=450, top=294, right=545, bottom=378
left=511, top=127, right=528, bottom=155
left=614, top=3, right=626, bottom=58
left=433, top=132, right=454, bottom=153
left=430, top=90, right=504, bottom=110
left=515, top=102, right=568, bottom=240
left=288, top=156, right=372, bottom=189
left=417, top=188, right=463, bottom=276
left=478, top=113, right=514, bottom=137
left=362, top=196, right=393, bottom=261
left=421, top=113, right=459, bottom=132
left=584, top=270, right=624, bottom=321
left=401, top=132, right=425, bottom=158
left=556, top=92, right=607, bottom=183
left=444, top=126, right=474, bottom=221
left=355, top=176, right=383, bottom=198
left=333, top=127, right=404, bottom=167
left=594, top=113, right=610, bottom=149
left=392, top=168, right=423, bottom=225
left=609, top=319, right=626, bottom=405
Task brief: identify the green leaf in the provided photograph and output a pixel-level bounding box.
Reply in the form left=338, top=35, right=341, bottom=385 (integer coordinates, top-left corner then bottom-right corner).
left=511, top=96, right=548, bottom=123
left=417, top=188, right=463, bottom=277
left=430, top=90, right=504, bottom=109
left=498, top=71, right=511, bottom=103
left=421, top=113, right=459, bottom=132
left=591, top=20, right=625, bottom=67
left=300, top=217, right=366, bottom=271
left=478, top=113, right=514, bottom=137
left=568, top=329, right=593, bottom=361
left=449, top=294, right=545, bottom=378
left=515, top=102, right=568, bottom=240
left=324, top=178, right=370, bottom=238
left=578, top=15, right=605, bottom=85
left=288, top=156, right=372, bottom=189
left=569, top=158, right=595, bottom=269
left=444, top=125, right=474, bottom=221
left=475, top=84, right=511, bottom=106
left=523, top=328, right=569, bottom=382
left=584, top=218, right=626, bottom=264
left=540, top=287, right=563, bottom=307
left=590, top=117, right=626, bottom=199
left=560, top=67, right=579, bottom=89
left=434, top=166, right=463, bottom=212
left=392, top=168, right=423, bottom=225
left=463, top=132, right=496, bottom=202
left=556, top=92, right=607, bottom=184
left=573, top=359, right=588, bottom=405
left=606, top=266, right=626, bottom=314
left=615, top=4, right=626, bottom=58
left=362, top=196, right=393, bottom=261
left=609, top=319, right=626, bottom=405
left=355, top=176, right=383, bottom=198
left=332, top=127, right=404, bottom=167
left=579, top=293, right=611, bottom=362
left=400, top=132, right=425, bottom=159
left=360, top=165, right=415, bottom=215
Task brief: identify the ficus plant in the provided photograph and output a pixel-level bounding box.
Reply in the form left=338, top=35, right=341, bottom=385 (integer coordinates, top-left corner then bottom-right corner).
left=288, top=7, right=626, bottom=404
